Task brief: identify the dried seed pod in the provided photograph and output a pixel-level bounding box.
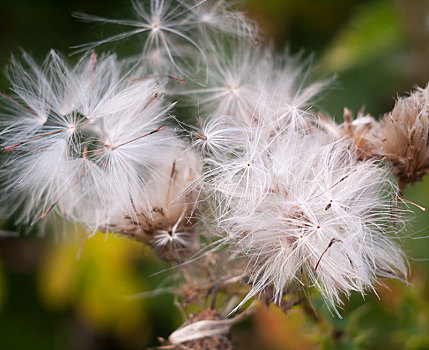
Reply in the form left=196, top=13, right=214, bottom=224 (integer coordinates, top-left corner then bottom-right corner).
left=378, top=87, right=429, bottom=190
left=158, top=306, right=255, bottom=350
left=170, top=309, right=234, bottom=350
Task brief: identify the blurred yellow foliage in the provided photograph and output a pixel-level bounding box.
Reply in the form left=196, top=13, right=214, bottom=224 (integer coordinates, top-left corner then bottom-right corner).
left=38, top=233, right=149, bottom=342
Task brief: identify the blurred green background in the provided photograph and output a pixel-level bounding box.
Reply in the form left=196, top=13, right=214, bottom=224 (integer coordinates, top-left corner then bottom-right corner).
left=1, top=0, right=429, bottom=349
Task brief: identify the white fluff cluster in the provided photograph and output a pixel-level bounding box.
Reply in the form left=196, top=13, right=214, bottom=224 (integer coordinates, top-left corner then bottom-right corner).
left=73, top=0, right=256, bottom=77
left=197, top=116, right=408, bottom=310
left=176, top=3, right=408, bottom=309
left=210, top=133, right=406, bottom=310
left=182, top=44, right=328, bottom=132
left=0, top=0, right=410, bottom=311
left=0, top=51, right=193, bottom=233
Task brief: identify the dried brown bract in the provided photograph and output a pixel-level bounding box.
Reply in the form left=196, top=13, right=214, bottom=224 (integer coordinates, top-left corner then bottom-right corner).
left=316, top=107, right=380, bottom=161
left=378, top=87, right=429, bottom=190
left=315, top=86, right=429, bottom=191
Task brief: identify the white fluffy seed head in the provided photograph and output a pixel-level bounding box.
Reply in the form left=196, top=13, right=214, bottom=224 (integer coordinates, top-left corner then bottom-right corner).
left=180, top=0, right=258, bottom=40
left=180, top=43, right=328, bottom=135
left=191, top=114, right=246, bottom=158
left=103, top=146, right=202, bottom=261
left=73, top=0, right=257, bottom=79
left=0, top=51, right=194, bottom=237
left=206, top=131, right=408, bottom=312
left=0, top=0, right=413, bottom=314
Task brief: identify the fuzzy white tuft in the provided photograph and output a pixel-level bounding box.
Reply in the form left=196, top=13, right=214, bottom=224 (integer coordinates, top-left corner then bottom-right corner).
left=212, top=134, right=407, bottom=311
left=0, top=0, right=413, bottom=315
left=180, top=43, right=328, bottom=133
left=0, top=51, right=188, bottom=235
left=72, top=0, right=256, bottom=78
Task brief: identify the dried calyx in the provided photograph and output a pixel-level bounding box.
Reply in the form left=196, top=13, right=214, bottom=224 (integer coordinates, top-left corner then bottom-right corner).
left=379, top=87, right=429, bottom=190
left=317, top=85, right=429, bottom=191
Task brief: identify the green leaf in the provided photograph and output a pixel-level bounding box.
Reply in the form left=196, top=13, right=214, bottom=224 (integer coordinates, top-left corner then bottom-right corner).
left=322, top=1, right=405, bottom=72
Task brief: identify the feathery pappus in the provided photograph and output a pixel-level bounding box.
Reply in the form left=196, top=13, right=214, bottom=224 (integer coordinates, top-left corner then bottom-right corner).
left=179, top=42, right=329, bottom=134
left=201, top=125, right=408, bottom=312
left=0, top=51, right=200, bottom=251
left=0, top=0, right=424, bottom=322
left=72, top=0, right=257, bottom=78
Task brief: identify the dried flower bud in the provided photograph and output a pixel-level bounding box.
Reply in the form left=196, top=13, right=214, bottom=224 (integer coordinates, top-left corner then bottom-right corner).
left=378, top=87, right=429, bottom=190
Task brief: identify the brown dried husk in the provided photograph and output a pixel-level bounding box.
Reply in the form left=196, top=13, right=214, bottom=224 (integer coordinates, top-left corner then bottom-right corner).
left=315, top=108, right=381, bottom=161
left=315, top=87, right=429, bottom=190
left=379, top=88, right=429, bottom=190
